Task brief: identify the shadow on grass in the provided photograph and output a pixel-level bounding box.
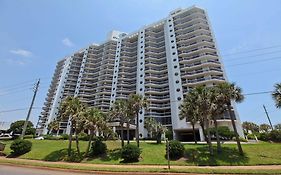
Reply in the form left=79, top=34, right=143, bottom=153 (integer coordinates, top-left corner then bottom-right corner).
left=44, top=149, right=84, bottom=162
left=85, top=148, right=122, bottom=162
left=184, top=146, right=249, bottom=166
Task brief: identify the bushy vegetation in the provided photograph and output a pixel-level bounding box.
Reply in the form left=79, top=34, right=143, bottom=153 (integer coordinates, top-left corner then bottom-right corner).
left=209, top=126, right=235, bottom=140
left=167, top=140, right=185, bottom=160
left=8, top=120, right=35, bottom=136
left=121, top=144, right=141, bottom=162
left=258, top=130, right=281, bottom=142
left=10, top=140, right=32, bottom=156
left=90, top=137, right=107, bottom=156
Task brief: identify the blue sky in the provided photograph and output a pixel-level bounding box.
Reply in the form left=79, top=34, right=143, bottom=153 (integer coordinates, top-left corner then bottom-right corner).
left=0, top=0, right=281, bottom=128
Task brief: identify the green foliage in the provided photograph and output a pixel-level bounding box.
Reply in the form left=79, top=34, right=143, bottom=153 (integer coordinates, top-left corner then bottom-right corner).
left=78, top=132, right=89, bottom=141
left=43, top=135, right=61, bottom=140
left=23, top=135, right=34, bottom=139
left=61, top=134, right=69, bottom=140
left=274, top=123, right=281, bottom=131
left=65, top=150, right=83, bottom=162
left=8, top=120, right=35, bottom=135
left=90, top=137, right=107, bottom=156
left=167, top=140, right=184, bottom=160
left=165, top=129, right=173, bottom=140
left=208, top=126, right=235, bottom=140
left=0, top=142, right=5, bottom=152
left=242, top=121, right=259, bottom=134
left=258, top=130, right=281, bottom=142
left=10, top=139, right=32, bottom=156
left=268, top=130, right=281, bottom=142
left=121, top=144, right=141, bottom=162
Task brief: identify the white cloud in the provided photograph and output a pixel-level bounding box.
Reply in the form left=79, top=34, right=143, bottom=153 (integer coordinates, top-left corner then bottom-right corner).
left=10, top=49, right=32, bottom=57
left=6, top=58, right=27, bottom=65
left=62, top=38, right=74, bottom=47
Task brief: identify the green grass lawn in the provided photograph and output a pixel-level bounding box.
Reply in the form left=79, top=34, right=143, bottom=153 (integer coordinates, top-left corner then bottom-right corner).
left=2, top=140, right=281, bottom=166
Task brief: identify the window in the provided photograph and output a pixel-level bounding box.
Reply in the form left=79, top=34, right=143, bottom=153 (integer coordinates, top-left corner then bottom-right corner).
left=140, top=62, right=143, bottom=65
left=140, top=81, right=143, bottom=84
left=177, top=97, right=182, bottom=101
left=172, top=46, right=175, bottom=49
left=169, top=24, right=172, bottom=27
left=175, top=72, right=178, bottom=76
left=140, top=56, right=143, bottom=59
left=170, top=35, right=174, bottom=37
left=174, top=65, right=177, bottom=69
left=140, top=68, right=143, bottom=71
left=140, top=88, right=143, bottom=91
left=140, top=74, right=143, bottom=77
left=173, top=58, right=177, bottom=62
left=170, top=29, right=173, bottom=32
left=176, top=80, right=179, bottom=84
left=176, top=88, right=180, bottom=92
left=171, top=40, right=174, bottom=43
left=172, top=52, right=176, bottom=55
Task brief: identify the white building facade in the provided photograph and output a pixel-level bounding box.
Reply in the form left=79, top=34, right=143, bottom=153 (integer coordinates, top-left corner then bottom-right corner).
left=36, top=6, right=244, bottom=141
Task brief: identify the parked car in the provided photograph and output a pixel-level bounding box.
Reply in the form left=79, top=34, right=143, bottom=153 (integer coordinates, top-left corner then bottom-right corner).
left=0, top=134, right=12, bottom=140
left=35, top=136, right=44, bottom=140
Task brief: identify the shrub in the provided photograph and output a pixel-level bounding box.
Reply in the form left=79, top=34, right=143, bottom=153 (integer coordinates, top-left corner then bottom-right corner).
left=10, top=139, right=32, bottom=156
left=90, top=137, right=107, bottom=156
left=61, top=134, right=69, bottom=140
left=0, top=142, right=5, bottom=152
left=269, top=130, right=281, bottom=142
left=43, top=135, right=60, bottom=140
left=209, top=126, right=235, bottom=140
left=78, top=132, right=89, bottom=141
left=23, top=135, right=34, bottom=139
left=165, top=129, right=173, bottom=140
left=121, top=144, right=141, bottom=162
left=258, top=132, right=269, bottom=141
left=166, top=140, right=184, bottom=160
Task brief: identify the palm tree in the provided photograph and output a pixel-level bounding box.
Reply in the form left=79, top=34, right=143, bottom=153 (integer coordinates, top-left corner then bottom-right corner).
left=110, top=100, right=127, bottom=147
left=209, top=86, right=226, bottom=154
left=272, top=83, right=281, bottom=108
left=127, top=94, right=148, bottom=147
left=59, top=96, right=85, bottom=157
left=192, top=86, right=214, bottom=155
left=180, top=90, right=199, bottom=144
left=84, top=107, right=104, bottom=157
left=47, top=120, right=60, bottom=135
left=144, top=117, right=156, bottom=139
left=144, top=117, right=167, bottom=144
left=216, top=82, right=244, bottom=155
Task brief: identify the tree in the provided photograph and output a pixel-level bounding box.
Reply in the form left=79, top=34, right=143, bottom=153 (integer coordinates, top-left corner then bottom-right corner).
left=83, top=107, right=104, bottom=157
left=259, top=123, right=271, bottom=133
left=47, top=120, right=60, bottom=135
left=275, top=123, right=281, bottom=131
left=242, top=121, right=259, bottom=134
left=180, top=90, right=199, bottom=144
left=216, top=82, right=245, bottom=155
left=58, top=96, right=85, bottom=157
left=209, top=86, right=227, bottom=154
left=272, top=83, right=281, bottom=108
left=8, top=120, right=35, bottom=136
left=110, top=99, right=127, bottom=147
left=144, top=117, right=167, bottom=144
left=191, top=86, right=214, bottom=155
left=127, top=94, right=148, bottom=147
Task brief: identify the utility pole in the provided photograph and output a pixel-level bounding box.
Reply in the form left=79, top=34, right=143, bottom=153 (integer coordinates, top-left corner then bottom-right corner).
left=21, top=79, right=40, bottom=139
left=263, top=105, right=274, bottom=130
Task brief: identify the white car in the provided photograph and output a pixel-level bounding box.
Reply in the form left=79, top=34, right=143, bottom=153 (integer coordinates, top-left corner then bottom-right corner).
left=35, top=136, right=44, bottom=140
left=0, top=134, right=12, bottom=140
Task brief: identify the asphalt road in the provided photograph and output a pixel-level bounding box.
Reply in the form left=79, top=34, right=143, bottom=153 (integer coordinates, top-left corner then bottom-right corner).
left=0, top=164, right=99, bottom=175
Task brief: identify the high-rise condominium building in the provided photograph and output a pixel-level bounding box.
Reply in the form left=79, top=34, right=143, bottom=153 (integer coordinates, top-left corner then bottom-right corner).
left=37, top=6, right=244, bottom=141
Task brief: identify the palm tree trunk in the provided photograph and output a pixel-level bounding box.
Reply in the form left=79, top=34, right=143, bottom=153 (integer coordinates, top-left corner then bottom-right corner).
left=127, top=121, right=130, bottom=144
left=120, top=122, right=124, bottom=147
left=214, top=118, right=222, bottom=154
left=68, top=124, right=73, bottom=157
left=192, top=123, right=197, bottom=144
left=75, top=131, right=81, bottom=156
left=205, top=118, right=214, bottom=156
left=136, top=114, right=140, bottom=147
left=227, top=104, right=243, bottom=155
left=85, top=130, right=93, bottom=158
left=200, top=122, right=207, bottom=141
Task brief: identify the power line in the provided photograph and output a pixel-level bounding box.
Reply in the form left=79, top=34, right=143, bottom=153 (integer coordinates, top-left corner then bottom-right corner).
left=0, top=107, right=41, bottom=113
left=243, top=91, right=273, bottom=96
left=221, top=45, right=281, bottom=57
left=226, top=56, right=281, bottom=67
left=223, top=50, right=281, bottom=61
